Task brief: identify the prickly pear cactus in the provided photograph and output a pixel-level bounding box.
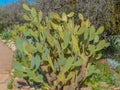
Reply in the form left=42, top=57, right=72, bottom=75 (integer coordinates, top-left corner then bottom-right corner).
left=11, top=4, right=110, bottom=90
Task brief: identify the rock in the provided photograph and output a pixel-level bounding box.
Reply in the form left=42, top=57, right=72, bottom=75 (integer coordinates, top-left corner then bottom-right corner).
left=13, top=78, right=35, bottom=90
left=109, top=86, right=120, bottom=90
left=6, top=40, right=16, bottom=52
left=99, top=82, right=109, bottom=88
left=81, top=87, right=92, bottom=90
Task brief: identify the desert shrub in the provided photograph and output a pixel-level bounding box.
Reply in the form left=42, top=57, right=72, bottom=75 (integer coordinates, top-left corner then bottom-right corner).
left=0, top=0, right=29, bottom=31
left=11, top=4, right=109, bottom=89
left=105, top=35, right=120, bottom=61
left=32, top=0, right=120, bottom=35
left=117, top=65, right=120, bottom=74
left=83, top=59, right=119, bottom=89
left=106, top=35, right=120, bottom=54
left=0, top=0, right=119, bottom=35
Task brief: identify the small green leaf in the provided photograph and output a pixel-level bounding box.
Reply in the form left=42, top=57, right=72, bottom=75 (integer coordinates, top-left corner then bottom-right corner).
left=88, top=45, right=95, bottom=56
left=73, top=59, right=83, bottom=67
left=95, top=53, right=102, bottom=59
left=96, top=40, right=105, bottom=51
left=51, top=22, right=59, bottom=30
left=65, top=71, right=75, bottom=83
left=54, top=60, right=59, bottom=69
left=63, top=31, right=69, bottom=49
left=35, top=55, right=41, bottom=70
left=16, top=38, right=24, bottom=52
left=94, top=35, right=99, bottom=43
left=78, top=24, right=86, bottom=35
left=23, top=4, right=30, bottom=11
left=84, top=30, right=89, bottom=40
left=47, top=34, right=54, bottom=47
left=7, top=80, right=13, bottom=89
left=50, top=12, right=62, bottom=21
left=23, top=14, right=31, bottom=21
left=30, top=57, right=35, bottom=69
left=36, top=42, right=43, bottom=53
left=22, top=41, right=29, bottom=55
left=63, top=57, right=74, bottom=73
left=71, top=35, right=79, bottom=53
left=87, top=64, right=95, bottom=76
left=87, top=64, right=100, bottom=77
left=12, top=61, right=25, bottom=72
left=27, top=69, right=42, bottom=82
left=96, top=26, right=104, bottom=35
left=25, top=44, right=37, bottom=54
left=31, top=55, right=41, bottom=70
left=78, top=13, right=84, bottom=21
left=58, top=54, right=66, bottom=66
left=58, top=72, right=65, bottom=83
left=67, top=12, right=74, bottom=17
left=85, top=19, right=90, bottom=28
left=31, top=8, right=37, bottom=18
left=68, top=19, right=74, bottom=30
left=74, top=25, right=80, bottom=34
left=89, top=26, right=95, bottom=41
left=14, top=70, right=26, bottom=78
left=58, top=30, right=64, bottom=39
left=96, top=40, right=109, bottom=51
left=55, top=40, right=61, bottom=55
left=39, top=11, right=43, bottom=22
left=48, top=55, right=55, bottom=71
left=62, top=12, right=67, bottom=22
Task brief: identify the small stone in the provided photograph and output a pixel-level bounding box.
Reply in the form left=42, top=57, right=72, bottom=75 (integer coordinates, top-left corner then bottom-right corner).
left=14, top=78, right=29, bottom=89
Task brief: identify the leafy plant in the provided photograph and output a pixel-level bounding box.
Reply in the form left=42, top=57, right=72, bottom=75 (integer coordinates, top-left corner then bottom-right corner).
left=106, top=58, right=120, bottom=70
left=95, top=60, right=110, bottom=76
left=0, top=30, right=12, bottom=40
left=106, top=35, right=120, bottom=54
left=84, top=60, right=117, bottom=90
left=7, top=79, right=14, bottom=89
left=117, top=65, right=120, bottom=74
left=33, top=0, right=120, bottom=34
left=11, top=4, right=109, bottom=90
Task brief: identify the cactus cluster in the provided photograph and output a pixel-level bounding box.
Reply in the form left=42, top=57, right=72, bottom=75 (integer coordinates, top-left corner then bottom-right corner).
left=11, top=4, right=109, bottom=89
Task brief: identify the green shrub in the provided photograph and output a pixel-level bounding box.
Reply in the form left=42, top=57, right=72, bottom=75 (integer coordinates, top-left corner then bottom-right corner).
left=96, top=60, right=110, bottom=76
left=105, top=35, right=120, bottom=61
left=0, top=29, right=12, bottom=41
left=106, top=35, right=120, bottom=54
left=84, top=60, right=117, bottom=89
left=33, top=0, right=120, bottom=34
left=117, top=65, right=120, bottom=74
left=11, top=4, right=109, bottom=89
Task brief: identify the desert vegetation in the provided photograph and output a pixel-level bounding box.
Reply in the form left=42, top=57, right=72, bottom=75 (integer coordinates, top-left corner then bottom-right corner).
left=0, top=0, right=120, bottom=90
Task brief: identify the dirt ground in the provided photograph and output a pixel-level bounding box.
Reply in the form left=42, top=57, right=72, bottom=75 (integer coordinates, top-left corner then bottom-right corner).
left=0, top=39, right=13, bottom=90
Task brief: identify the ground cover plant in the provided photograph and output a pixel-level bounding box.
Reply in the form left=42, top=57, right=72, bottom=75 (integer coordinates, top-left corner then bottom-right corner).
left=7, top=4, right=111, bottom=90
left=83, top=59, right=120, bottom=90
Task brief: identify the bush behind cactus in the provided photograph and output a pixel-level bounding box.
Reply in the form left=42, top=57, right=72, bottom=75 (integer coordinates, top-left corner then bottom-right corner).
left=106, top=35, right=120, bottom=54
